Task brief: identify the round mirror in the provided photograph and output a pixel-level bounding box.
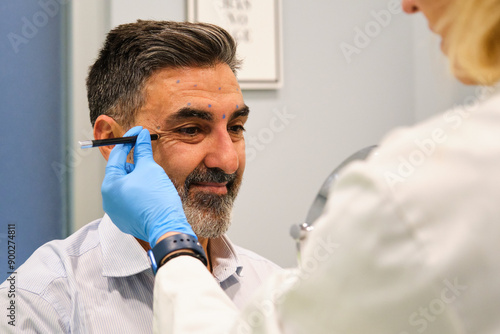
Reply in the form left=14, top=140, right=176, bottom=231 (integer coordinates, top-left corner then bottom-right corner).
left=290, top=145, right=378, bottom=254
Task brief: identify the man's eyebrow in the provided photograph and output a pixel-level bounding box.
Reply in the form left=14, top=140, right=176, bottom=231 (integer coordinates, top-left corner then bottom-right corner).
left=229, top=105, right=250, bottom=121
left=167, top=107, right=214, bottom=122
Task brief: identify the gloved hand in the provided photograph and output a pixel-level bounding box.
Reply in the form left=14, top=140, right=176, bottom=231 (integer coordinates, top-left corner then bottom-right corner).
left=101, top=126, right=195, bottom=247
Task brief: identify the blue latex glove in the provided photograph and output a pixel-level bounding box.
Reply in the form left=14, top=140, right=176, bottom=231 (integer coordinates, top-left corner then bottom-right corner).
left=101, top=126, right=195, bottom=247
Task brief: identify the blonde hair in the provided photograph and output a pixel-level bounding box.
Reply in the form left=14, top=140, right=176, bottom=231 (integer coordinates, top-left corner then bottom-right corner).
left=443, top=0, right=500, bottom=85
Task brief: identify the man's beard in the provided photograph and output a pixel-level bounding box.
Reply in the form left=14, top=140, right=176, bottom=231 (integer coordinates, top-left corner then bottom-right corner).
left=172, top=165, right=241, bottom=239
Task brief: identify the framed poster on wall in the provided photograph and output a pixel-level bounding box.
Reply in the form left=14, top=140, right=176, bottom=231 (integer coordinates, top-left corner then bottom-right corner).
left=187, top=0, right=283, bottom=89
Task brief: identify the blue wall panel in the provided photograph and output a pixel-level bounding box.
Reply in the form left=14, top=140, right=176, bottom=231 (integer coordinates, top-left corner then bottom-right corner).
left=0, top=0, right=66, bottom=281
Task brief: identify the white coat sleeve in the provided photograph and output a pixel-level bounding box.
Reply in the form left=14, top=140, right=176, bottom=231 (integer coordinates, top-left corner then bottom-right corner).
left=153, top=255, right=298, bottom=334
left=153, top=256, right=238, bottom=334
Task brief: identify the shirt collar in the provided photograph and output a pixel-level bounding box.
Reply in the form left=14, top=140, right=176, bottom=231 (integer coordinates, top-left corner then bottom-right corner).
left=98, top=214, right=244, bottom=281
left=209, top=235, right=243, bottom=283
left=99, top=214, right=152, bottom=277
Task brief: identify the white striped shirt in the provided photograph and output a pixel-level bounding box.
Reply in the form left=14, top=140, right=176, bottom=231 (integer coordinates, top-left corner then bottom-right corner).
left=0, top=215, right=281, bottom=333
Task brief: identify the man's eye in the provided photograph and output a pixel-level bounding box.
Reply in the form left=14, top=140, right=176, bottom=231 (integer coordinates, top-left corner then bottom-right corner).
left=228, top=125, right=246, bottom=134
left=178, top=127, right=200, bottom=136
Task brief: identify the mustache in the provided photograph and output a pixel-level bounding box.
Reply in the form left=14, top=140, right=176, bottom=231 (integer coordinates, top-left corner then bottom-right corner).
left=184, top=166, right=237, bottom=189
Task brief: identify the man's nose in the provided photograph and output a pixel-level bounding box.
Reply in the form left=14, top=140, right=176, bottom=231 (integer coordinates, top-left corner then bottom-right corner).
left=402, top=0, right=420, bottom=14
left=204, top=131, right=239, bottom=175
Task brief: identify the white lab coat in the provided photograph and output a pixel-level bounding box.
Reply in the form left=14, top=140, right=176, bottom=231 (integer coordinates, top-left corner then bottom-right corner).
left=154, top=87, right=500, bottom=334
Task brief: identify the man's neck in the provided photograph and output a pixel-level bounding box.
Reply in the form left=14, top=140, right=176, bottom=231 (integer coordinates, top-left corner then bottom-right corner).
left=137, top=238, right=151, bottom=252
left=136, top=237, right=212, bottom=272
left=198, top=237, right=211, bottom=271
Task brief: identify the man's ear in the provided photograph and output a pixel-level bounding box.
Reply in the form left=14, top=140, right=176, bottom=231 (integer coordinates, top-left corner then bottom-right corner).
left=93, top=115, right=124, bottom=161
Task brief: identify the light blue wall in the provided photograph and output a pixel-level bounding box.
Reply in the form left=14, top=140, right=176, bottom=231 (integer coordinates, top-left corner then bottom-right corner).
left=0, top=0, right=66, bottom=280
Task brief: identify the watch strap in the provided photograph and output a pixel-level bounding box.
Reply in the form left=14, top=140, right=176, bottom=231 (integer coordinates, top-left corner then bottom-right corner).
left=148, top=233, right=207, bottom=274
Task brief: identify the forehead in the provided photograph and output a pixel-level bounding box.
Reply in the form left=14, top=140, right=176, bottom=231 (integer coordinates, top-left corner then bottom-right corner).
left=142, top=64, right=243, bottom=110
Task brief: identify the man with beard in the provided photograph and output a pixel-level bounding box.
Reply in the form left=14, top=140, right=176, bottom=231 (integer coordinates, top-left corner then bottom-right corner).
left=0, top=21, right=280, bottom=333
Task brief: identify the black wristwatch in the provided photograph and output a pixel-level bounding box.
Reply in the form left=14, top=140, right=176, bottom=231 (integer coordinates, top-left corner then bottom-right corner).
left=147, top=233, right=208, bottom=275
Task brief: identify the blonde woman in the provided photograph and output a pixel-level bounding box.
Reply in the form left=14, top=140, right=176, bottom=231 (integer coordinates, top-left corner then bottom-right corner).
left=101, top=0, right=500, bottom=333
